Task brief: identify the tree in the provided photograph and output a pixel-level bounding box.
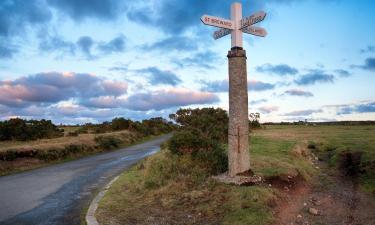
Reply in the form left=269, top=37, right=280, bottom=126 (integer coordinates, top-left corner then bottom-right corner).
left=249, top=112, right=261, bottom=129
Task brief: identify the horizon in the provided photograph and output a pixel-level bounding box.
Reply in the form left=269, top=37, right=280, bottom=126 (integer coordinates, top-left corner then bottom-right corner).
left=1, top=0, right=374, bottom=124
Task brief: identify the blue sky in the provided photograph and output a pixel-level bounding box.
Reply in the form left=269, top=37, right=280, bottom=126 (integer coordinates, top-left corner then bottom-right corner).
left=0, top=0, right=374, bottom=124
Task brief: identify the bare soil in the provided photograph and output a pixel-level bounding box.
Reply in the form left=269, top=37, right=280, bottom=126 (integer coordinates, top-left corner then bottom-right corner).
left=276, top=158, right=375, bottom=225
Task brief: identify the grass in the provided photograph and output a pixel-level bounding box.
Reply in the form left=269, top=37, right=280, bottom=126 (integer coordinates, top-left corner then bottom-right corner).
left=255, top=125, right=375, bottom=194
left=96, top=125, right=375, bottom=225
left=0, top=130, right=164, bottom=176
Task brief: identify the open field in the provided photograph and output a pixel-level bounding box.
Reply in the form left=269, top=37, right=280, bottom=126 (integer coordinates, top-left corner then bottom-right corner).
left=96, top=125, right=375, bottom=225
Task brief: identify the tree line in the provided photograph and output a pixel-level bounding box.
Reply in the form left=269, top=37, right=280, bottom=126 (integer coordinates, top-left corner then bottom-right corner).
left=0, top=118, right=64, bottom=141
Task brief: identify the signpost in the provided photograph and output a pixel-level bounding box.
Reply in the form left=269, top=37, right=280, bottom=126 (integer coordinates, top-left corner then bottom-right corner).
left=213, top=28, right=231, bottom=40
left=241, top=26, right=267, bottom=37
left=240, top=11, right=266, bottom=29
left=201, top=2, right=267, bottom=178
left=201, top=15, right=234, bottom=30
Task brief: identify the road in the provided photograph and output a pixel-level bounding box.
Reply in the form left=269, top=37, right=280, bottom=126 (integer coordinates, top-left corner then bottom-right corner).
left=0, top=135, right=171, bottom=225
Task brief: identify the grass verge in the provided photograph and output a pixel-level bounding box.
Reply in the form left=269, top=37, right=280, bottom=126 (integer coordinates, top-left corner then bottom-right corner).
left=97, top=125, right=375, bottom=225
left=0, top=131, right=167, bottom=176
left=96, top=126, right=318, bottom=225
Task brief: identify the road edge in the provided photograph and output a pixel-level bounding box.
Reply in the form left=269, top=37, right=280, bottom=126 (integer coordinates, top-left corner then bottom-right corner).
left=85, top=175, right=120, bottom=225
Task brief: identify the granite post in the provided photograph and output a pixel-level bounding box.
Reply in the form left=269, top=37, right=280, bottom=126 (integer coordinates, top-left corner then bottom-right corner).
left=227, top=47, right=250, bottom=177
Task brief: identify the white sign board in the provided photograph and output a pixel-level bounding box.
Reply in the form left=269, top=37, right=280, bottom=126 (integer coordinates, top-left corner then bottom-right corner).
left=213, top=28, right=231, bottom=40
left=201, top=3, right=267, bottom=48
left=201, top=15, right=234, bottom=30
left=241, top=26, right=267, bottom=37
left=240, top=11, right=266, bottom=29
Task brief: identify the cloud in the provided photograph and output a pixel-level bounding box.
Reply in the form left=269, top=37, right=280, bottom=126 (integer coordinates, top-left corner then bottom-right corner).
left=201, top=79, right=275, bottom=92
left=337, top=101, right=375, bottom=115
left=77, top=36, right=95, bottom=59
left=47, top=0, right=125, bottom=21
left=126, top=0, right=309, bottom=35
left=0, top=72, right=128, bottom=107
left=0, top=1, right=52, bottom=38
left=360, top=45, right=375, bottom=54
left=249, top=99, right=267, bottom=105
left=80, top=96, right=124, bottom=108
left=174, top=51, right=221, bottom=69
left=38, top=35, right=76, bottom=55
left=258, top=105, right=279, bottom=114
left=256, top=63, right=298, bottom=76
left=142, top=36, right=198, bottom=52
left=352, top=57, right=375, bottom=71
left=98, top=34, right=126, bottom=54
left=136, top=67, right=182, bottom=86
left=0, top=43, right=18, bottom=59
left=39, top=34, right=126, bottom=59
left=334, top=69, right=352, bottom=77
left=248, top=80, right=275, bottom=91
left=295, top=69, right=334, bottom=85
left=282, top=109, right=322, bottom=116
left=109, top=66, right=128, bottom=72
left=284, top=89, right=314, bottom=97
left=200, top=80, right=228, bottom=92
left=123, top=88, right=220, bottom=111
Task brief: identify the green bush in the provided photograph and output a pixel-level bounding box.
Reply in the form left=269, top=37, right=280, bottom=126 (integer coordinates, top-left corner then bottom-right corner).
left=94, top=135, right=121, bottom=150
left=65, top=144, right=82, bottom=154
left=168, top=108, right=229, bottom=175
left=0, top=118, right=63, bottom=141
left=36, top=148, right=63, bottom=161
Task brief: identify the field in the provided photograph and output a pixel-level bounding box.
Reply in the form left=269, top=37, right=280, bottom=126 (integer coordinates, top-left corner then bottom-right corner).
left=0, top=129, right=147, bottom=176
left=96, top=125, right=375, bottom=225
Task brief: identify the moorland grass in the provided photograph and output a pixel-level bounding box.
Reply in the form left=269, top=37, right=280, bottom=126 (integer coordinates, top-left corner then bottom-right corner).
left=97, top=125, right=375, bottom=225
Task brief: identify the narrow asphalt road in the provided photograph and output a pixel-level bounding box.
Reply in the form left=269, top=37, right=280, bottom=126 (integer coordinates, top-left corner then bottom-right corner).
left=0, top=135, right=171, bottom=225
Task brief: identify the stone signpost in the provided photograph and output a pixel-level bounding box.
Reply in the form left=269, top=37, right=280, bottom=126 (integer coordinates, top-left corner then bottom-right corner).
left=201, top=2, right=267, bottom=177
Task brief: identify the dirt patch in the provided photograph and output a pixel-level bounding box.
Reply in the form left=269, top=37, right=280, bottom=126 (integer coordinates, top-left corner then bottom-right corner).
left=275, top=158, right=375, bottom=225
left=265, top=170, right=304, bottom=191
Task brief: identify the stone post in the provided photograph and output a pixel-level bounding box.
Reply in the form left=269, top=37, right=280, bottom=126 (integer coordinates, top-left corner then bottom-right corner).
left=227, top=47, right=250, bottom=177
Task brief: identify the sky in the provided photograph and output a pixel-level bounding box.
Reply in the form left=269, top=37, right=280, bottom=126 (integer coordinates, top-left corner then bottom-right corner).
left=0, top=0, right=374, bottom=124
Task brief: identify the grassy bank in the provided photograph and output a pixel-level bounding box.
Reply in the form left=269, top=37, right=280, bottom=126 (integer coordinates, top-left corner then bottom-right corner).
left=96, top=125, right=375, bottom=225
left=0, top=130, right=162, bottom=176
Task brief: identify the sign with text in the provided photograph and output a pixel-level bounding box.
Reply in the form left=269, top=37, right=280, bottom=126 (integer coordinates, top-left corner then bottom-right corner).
left=240, top=11, right=266, bottom=29
left=213, top=28, right=232, bottom=40
left=201, top=15, right=234, bottom=30
left=201, top=3, right=267, bottom=48
left=241, top=26, right=267, bottom=37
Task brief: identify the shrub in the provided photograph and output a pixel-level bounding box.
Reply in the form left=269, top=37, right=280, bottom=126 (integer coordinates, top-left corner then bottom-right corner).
left=94, top=135, right=121, bottom=150
left=65, top=144, right=82, bottom=154
left=168, top=108, right=229, bottom=175
left=36, top=148, right=63, bottom=161
left=67, top=131, right=79, bottom=137
left=0, top=150, right=17, bottom=161
left=0, top=118, right=63, bottom=141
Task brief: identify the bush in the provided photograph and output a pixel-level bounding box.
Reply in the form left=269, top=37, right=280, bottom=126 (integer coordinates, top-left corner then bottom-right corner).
left=0, top=150, right=17, bottom=161
left=36, top=148, right=63, bottom=161
left=94, top=135, right=121, bottom=150
left=168, top=108, right=229, bottom=175
left=0, top=118, right=63, bottom=141
left=67, top=131, right=79, bottom=137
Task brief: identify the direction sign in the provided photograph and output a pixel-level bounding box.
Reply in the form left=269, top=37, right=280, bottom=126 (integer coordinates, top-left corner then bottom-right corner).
left=213, top=28, right=231, bottom=40
left=240, top=11, right=266, bottom=29
left=241, top=26, right=267, bottom=37
left=201, top=15, right=234, bottom=30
